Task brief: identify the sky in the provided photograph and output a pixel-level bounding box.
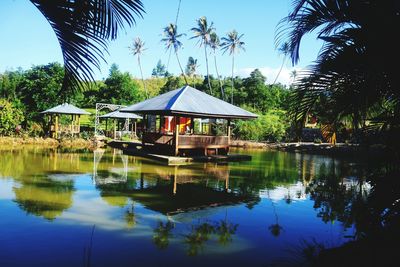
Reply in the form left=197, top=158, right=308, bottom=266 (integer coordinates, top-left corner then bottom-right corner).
left=0, top=0, right=322, bottom=85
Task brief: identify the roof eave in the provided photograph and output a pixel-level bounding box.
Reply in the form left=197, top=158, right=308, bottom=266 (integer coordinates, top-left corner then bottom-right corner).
left=120, top=109, right=257, bottom=119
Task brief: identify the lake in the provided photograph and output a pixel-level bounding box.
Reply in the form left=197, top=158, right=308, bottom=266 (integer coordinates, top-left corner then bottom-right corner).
left=0, top=147, right=369, bottom=266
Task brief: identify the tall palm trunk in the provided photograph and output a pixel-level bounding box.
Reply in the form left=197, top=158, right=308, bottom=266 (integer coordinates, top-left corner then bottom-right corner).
left=231, top=55, right=235, bottom=104
left=213, top=51, right=224, bottom=100
left=272, top=57, right=285, bottom=85
left=175, top=51, right=188, bottom=84
left=204, top=45, right=212, bottom=94
left=137, top=56, right=148, bottom=99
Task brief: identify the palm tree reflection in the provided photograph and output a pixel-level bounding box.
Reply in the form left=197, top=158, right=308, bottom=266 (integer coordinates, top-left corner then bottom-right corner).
left=124, top=203, right=136, bottom=229
left=216, top=219, right=238, bottom=245
left=184, top=222, right=215, bottom=256
left=153, top=220, right=175, bottom=249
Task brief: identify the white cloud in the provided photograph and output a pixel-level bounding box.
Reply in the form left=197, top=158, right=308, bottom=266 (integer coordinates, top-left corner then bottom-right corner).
left=234, top=66, right=302, bottom=86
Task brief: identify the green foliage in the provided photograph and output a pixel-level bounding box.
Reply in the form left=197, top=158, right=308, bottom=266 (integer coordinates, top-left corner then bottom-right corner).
left=98, top=64, right=143, bottom=105
left=234, top=108, right=289, bottom=142
left=134, top=77, right=166, bottom=98
left=0, top=99, right=24, bottom=135
left=0, top=64, right=291, bottom=142
left=18, top=62, right=65, bottom=123
left=151, top=60, right=167, bottom=77
left=159, top=76, right=187, bottom=94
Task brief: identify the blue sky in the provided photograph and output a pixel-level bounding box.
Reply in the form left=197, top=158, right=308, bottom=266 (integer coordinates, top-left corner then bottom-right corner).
left=0, top=0, right=322, bottom=85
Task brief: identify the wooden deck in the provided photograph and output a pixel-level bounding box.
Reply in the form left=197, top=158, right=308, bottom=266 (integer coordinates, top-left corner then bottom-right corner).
left=142, top=132, right=229, bottom=155
left=107, top=140, right=251, bottom=165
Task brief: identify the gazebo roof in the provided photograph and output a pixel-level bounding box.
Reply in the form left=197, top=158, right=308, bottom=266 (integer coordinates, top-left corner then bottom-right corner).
left=120, top=85, right=258, bottom=119
left=99, top=109, right=142, bottom=119
left=41, top=103, right=90, bottom=115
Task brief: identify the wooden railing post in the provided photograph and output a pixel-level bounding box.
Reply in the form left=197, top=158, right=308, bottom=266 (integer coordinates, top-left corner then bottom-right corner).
left=174, top=116, right=180, bottom=156
left=55, top=114, right=59, bottom=139
left=142, top=115, right=147, bottom=146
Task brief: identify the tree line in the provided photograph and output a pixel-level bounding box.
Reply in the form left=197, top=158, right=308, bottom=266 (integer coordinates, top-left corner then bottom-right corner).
left=0, top=62, right=291, bottom=141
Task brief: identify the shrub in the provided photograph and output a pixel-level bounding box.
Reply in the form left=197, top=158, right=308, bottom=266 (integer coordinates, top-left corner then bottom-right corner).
left=27, top=122, right=44, bottom=137
left=234, top=109, right=289, bottom=142
left=0, top=99, right=24, bottom=136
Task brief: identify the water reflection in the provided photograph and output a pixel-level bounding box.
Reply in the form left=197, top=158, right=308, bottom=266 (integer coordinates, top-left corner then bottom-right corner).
left=13, top=174, right=75, bottom=220
left=153, top=220, right=175, bottom=249
left=0, top=146, right=383, bottom=266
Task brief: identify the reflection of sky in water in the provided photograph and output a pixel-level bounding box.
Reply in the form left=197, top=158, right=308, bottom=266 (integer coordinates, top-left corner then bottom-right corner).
left=0, top=148, right=362, bottom=266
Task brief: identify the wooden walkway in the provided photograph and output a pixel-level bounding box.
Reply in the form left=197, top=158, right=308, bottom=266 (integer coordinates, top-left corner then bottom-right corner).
left=107, top=140, right=251, bottom=165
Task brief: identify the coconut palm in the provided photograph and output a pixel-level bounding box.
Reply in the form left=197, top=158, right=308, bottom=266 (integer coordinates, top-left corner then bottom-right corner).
left=129, top=37, right=148, bottom=98
left=161, top=23, right=188, bottom=84
left=221, top=30, right=245, bottom=104
left=209, top=32, right=225, bottom=99
left=190, top=16, right=214, bottom=94
left=290, top=69, right=298, bottom=84
left=185, top=57, right=199, bottom=87
left=30, top=0, right=144, bottom=92
left=277, top=0, right=400, bottom=141
left=272, top=42, right=290, bottom=85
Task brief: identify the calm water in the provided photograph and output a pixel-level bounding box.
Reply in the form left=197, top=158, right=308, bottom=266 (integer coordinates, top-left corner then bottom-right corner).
left=0, top=147, right=369, bottom=266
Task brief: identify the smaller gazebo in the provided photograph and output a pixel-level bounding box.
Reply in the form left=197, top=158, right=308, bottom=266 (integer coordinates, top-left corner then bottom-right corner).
left=99, top=109, right=142, bottom=139
left=120, top=85, right=257, bottom=156
left=41, top=103, right=90, bottom=138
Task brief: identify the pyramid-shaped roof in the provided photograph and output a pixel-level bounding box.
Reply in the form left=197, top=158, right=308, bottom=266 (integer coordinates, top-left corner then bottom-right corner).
left=99, top=109, right=142, bottom=119
left=41, top=103, right=90, bottom=115
left=120, top=85, right=257, bottom=119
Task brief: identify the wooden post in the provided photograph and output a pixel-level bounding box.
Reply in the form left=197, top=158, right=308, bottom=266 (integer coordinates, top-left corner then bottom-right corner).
left=225, top=170, right=229, bottom=192
left=190, top=117, right=194, bottom=134
left=142, top=115, right=146, bottom=146
left=55, top=114, right=59, bottom=139
left=158, top=115, right=162, bottom=133
left=174, top=116, right=180, bottom=156
left=172, top=165, right=178, bottom=195
left=77, top=115, right=81, bottom=134
left=134, top=121, right=137, bottom=137
left=113, top=118, right=117, bottom=140
left=227, top=119, right=231, bottom=154
left=71, top=115, right=74, bottom=136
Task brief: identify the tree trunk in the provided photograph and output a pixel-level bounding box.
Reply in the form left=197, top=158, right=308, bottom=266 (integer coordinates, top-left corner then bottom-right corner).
left=272, top=57, right=286, bottom=85
left=231, top=55, right=235, bottom=104
left=213, top=51, right=224, bottom=100
left=175, top=51, right=188, bottom=84
left=138, top=56, right=148, bottom=99
left=204, top=45, right=212, bottom=94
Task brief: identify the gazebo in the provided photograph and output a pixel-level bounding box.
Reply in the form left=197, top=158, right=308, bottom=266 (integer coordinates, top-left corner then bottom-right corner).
left=120, top=85, right=257, bottom=156
left=41, top=103, right=90, bottom=138
left=99, top=109, right=142, bottom=139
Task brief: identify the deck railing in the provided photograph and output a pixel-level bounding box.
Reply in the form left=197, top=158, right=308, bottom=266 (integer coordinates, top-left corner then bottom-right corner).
left=142, top=132, right=229, bottom=148
left=178, top=135, right=229, bottom=148
left=51, top=124, right=80, bottom=134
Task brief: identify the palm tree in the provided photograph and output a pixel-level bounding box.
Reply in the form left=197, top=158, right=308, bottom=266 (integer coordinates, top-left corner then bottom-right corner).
left=30, top=0, right=144, bottom=92
left=221, top=30, right=245, bottom=104
left=290, top=69, right=298, bottom=84
left=129, top=37, right=148, bottom=98
left=277, top=0, right=400, bottom=144
left=161, top=23, right=188, bottom=84
left=209, top=32, right=225, bottom=99
left=272, top=42, right=289, bottom=85
left=190, top=16, right=214, bottom=94
left=185, top=57, right=199, bottom=87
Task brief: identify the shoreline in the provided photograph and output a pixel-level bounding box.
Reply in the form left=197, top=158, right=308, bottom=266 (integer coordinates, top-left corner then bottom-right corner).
left=0, top=137, right=96, bottom=149
left=0, top=137, right=387, bottom=159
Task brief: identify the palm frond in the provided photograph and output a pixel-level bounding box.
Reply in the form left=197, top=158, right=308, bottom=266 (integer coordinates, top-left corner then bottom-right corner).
left=31, top=0, right=144, bottom=93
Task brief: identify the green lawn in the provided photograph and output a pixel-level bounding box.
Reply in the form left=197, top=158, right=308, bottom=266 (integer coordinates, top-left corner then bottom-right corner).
left=81, top=108, right=96, bottom=127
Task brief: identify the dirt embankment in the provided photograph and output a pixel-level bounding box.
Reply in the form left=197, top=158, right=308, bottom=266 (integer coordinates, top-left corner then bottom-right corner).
left=230, top=140, right=269, bottom=149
